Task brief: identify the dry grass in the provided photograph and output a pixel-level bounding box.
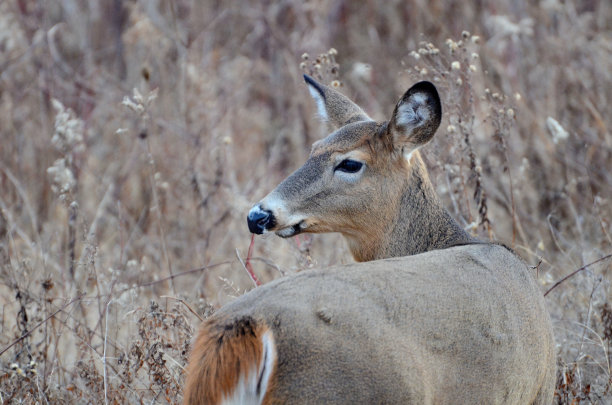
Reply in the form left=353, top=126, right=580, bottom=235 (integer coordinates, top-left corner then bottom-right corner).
left=0, top=1, right=611, bottom=403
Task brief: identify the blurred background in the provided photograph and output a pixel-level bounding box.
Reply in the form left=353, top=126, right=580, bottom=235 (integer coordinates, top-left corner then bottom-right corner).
left=0, top=0, right=611, bottom=403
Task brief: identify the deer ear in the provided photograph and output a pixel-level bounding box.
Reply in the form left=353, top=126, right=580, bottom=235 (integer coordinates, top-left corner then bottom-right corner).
left=304, top=74, right=371, bottom=130
left=387, top=81, right=442, bottom=153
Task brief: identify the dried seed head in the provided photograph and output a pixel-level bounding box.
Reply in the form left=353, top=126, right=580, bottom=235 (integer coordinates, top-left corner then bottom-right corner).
left=51, top=99, right=85, bottom=154
left=451, top=61, right=461, bottom=70
left=546, top=117, right=569, bottom=144
left=47, top=158, right=76, bottom=196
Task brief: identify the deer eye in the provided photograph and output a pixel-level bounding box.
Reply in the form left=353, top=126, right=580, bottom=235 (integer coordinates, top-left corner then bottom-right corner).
left=335, top=159, right=363, bottom=174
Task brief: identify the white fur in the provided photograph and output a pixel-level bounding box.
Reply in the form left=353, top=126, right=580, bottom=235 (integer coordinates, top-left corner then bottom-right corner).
left=396, top=93, right=429, bottom=129
left=257, top=331, right=277, bottom=399
left=221, top=330, right=277, bottom=405
left=259, top=194, right=308, bottom=234
left=404, top=149, right=416, bottom=162
left=307, top=85, right=328, bottom=121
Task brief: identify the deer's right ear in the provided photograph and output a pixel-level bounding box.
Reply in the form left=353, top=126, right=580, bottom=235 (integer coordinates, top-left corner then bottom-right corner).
left=387, top=81, right=442, bottom=153
left=304, top=74, right=371, bottom=130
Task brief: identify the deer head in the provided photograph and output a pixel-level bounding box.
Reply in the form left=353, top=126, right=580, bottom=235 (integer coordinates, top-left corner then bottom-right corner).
left=248, top=75, right=469, bottom=261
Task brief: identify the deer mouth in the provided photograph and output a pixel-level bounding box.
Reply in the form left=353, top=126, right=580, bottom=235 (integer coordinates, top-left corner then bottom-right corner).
left=275, top=221, right=305, bottom=238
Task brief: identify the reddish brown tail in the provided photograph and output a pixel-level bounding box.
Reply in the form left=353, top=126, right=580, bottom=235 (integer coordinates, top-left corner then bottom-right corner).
left=184, top=316, right=276, bottom=405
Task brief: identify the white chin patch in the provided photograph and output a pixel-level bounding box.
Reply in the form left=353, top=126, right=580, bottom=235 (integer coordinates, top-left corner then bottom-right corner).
left=276, top=228, right=296, bottom=238
left=275, top=222, right=303, bottom=238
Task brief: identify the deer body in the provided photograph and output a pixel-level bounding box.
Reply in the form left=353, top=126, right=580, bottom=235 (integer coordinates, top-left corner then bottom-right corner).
left=184, top=75, right=556, bottom=404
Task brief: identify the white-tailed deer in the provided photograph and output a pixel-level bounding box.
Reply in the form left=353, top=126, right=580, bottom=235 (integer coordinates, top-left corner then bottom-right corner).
left=184, top=75, right=556, bottom=404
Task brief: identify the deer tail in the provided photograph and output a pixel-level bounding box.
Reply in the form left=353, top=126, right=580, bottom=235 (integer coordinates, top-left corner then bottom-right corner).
left=184, top=316, right=277, bottom=405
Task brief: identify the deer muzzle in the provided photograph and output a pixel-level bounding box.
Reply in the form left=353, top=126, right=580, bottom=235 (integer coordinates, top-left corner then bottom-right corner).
left=247, top=205, right=276, bottom=234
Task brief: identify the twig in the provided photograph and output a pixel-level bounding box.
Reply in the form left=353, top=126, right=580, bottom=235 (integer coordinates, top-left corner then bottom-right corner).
left=236, top=234, right=261, bottom=287
left=145, top=139, right=176, bottom=294
left=246, top=234, right=258, bottom=280
left=544, top=253, right=612, bottom=297
left=0, top=293, right=85, bottom=357
left=119, top=261, right=233, bottom=293
left=103, top=299, right=113, bottom=405
left=577, top=274, right=603, bottom=360
left=76, top=183, right=115, bottom=278
left=68, top=201, right=78, bottom=280
left=39, top=261, right=234, bottom=302
left=247, top=256, right=285, bottom=276
left=531, top=257, right=543, bottom=279
left=160, top=295, right=204, bottom=322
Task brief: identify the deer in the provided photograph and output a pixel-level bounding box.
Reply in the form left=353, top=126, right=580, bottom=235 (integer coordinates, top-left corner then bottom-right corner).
left=183, top=75, right=556, bottom=404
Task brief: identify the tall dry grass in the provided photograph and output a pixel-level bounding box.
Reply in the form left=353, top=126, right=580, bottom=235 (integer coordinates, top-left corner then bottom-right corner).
left=0, top=0, right=611, bottom=403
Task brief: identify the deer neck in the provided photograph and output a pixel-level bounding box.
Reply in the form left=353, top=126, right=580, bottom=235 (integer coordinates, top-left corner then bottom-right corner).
left=346, top=153, right=475, bottom=262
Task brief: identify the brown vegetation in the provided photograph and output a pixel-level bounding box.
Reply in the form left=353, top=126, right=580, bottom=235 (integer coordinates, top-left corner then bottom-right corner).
left=0, top=0, right=610, bottom=403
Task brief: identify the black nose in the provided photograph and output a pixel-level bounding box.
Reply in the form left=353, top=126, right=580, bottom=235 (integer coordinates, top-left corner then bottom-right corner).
left=247, top=208, right=275, bottom=234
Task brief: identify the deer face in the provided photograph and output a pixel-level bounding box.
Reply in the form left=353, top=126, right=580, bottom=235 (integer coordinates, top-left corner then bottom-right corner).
left=247, top=75, right=441, bottom=243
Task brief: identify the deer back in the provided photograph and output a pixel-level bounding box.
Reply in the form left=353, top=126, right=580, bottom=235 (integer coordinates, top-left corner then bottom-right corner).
left=185, top=244, right=555, bottom=404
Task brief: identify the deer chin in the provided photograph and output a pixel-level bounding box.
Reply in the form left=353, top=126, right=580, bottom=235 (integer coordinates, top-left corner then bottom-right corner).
left=275, top=221, right=306, bottom=238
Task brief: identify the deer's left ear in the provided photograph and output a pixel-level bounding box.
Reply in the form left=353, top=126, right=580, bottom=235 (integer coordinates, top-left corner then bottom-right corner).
left=304, top=74, right=372, bottom=131
left=387, top=81, right=442, bottom=153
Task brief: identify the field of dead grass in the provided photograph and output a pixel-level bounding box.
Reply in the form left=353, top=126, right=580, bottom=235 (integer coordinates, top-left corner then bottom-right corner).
left=0, top=1, right=611, bottom=403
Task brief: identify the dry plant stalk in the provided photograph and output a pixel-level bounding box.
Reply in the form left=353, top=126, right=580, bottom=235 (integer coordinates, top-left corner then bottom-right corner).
left=0, top=1, right=610, bottom=403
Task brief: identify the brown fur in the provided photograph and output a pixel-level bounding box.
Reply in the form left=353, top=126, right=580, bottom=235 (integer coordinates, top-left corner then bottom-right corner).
left=184, top=316, right=274, bottom=405
left=187, top=77, right=556, bottom=404
left=186, top=245, right=555, bottom=404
